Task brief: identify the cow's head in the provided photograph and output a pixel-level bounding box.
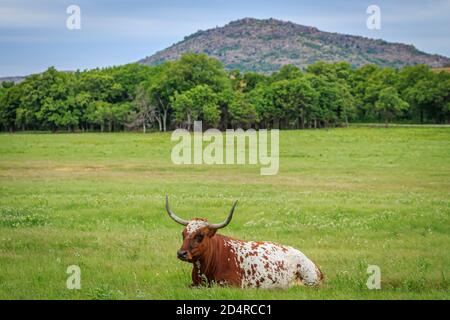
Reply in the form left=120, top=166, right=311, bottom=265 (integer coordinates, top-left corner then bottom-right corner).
left=165, top=195, right=238, bottom=263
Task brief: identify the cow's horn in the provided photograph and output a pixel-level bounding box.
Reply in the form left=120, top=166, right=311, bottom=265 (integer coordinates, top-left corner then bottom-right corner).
left=209, top=200, right=238, bottom=229
left=165, top=195, right=189, bottom=226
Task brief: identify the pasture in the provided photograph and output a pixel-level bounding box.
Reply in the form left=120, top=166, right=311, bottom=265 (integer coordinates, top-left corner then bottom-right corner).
left=0, top=127, right=449, bottom=299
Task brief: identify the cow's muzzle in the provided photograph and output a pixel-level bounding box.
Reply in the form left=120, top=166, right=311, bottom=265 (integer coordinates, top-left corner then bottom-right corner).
left=177, top=250, right=188, bottom=261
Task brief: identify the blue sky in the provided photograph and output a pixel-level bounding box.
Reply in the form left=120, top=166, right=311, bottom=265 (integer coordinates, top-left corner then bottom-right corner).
left=0, top=0, right=449, bottom=77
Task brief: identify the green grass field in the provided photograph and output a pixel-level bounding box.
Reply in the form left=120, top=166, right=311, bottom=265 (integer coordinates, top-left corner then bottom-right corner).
left=0, top=127, right=449, bottom=299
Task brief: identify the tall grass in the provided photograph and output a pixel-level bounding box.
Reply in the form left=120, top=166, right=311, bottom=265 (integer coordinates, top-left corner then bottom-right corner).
left=0, top=127, right=449, bottom=299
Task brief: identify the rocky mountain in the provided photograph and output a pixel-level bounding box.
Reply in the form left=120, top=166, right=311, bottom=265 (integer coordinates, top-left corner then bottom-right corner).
left=139, top=18, right=450, bottom=73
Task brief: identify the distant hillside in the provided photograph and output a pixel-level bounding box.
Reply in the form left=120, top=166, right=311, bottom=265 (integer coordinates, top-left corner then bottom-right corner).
left=139, top=18, right=450, bottom=73
left=0, top=70, right=75, bottom=85
left=0, top=76, right=26, bottom=84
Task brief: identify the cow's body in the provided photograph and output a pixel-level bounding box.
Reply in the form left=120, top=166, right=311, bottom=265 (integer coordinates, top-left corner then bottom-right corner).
left=188, top=220, right=323, bottom=289
left=165, top=196, right=323, bottom=289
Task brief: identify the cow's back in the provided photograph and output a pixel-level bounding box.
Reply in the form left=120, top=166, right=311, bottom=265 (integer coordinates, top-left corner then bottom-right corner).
left=224, top=238, right=321, bottom=289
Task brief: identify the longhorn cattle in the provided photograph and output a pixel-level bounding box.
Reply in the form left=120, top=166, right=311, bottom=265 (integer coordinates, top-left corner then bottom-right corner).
left=165, top=195, right=323, bottom=289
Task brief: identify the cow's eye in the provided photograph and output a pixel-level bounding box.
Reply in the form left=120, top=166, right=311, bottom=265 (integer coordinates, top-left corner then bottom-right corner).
left=195, top=234, right=204, bottom=242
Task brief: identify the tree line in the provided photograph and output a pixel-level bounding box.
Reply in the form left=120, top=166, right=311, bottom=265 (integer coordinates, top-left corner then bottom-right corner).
left=1, top=53, right=449, bottom=132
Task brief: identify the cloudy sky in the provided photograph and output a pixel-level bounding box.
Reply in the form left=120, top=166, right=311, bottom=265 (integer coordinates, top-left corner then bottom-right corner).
left=0, top=0, right=449, bottom=77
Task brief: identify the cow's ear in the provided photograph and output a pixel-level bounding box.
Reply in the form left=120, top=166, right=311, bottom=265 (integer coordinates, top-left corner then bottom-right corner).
left=207, top=227, right=217, bottom=237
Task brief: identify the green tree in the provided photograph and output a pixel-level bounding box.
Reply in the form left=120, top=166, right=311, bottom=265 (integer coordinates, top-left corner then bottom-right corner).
left=144, top=63, right=178, bottom=131
left=17, top=67, right=81, bottom=131
left=345, top=65, right=399, bottom=123
left=351, top=64, right=380, bottom=121
left=403, top=72, right=447, bottom=123
left=248, top=83, right=279, bottom=128
left=29, top=68, right=78, bottom=131
left=174, top=53, right=229, bottom=92
left=306, top=61, right=353, bottom=82
left=112, top=102, right=133, bottom=131
left=271, top=65, right=303, bottom=82
left=129, top=84, right=159, bottom=133
left=0, top=56, right=447, bottom=132
left=0, top=83, right=22, bottom=132
left=73, top=92, right=92, bottom=131
left=241, top=72, right=267, bottom=93
left=228, top=91, right=257, bottom=129
left=145, top=54, right=231, bottom=131
left=106, top=63, right=153, bottom=100
left=86, top=100, right=112, bottom=132
left=436, top=71, right=450, bottom=123
left=79, top=72, right=117, bottom=102
left=375, top=87, right=409, bottom=127
left=37, top=97, right=80, bottom=131
left=269, top=77, right=317, bottom=129
left=172, top=85, right=220, bottom=129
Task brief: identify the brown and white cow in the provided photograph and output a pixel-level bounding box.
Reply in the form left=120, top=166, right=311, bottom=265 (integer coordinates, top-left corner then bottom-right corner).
left=165, top=195, right=323, bottom=289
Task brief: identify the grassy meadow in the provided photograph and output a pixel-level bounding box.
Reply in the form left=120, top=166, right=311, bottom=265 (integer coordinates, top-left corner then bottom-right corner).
left=0, top=127, right=449, bottom=299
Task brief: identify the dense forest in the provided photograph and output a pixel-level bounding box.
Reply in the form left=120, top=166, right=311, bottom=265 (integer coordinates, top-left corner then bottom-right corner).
left=1, top=54, right=449, bottom=132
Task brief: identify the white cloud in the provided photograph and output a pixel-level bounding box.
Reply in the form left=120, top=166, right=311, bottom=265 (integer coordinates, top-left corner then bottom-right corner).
left=0, top=5, right=61, bottom=28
